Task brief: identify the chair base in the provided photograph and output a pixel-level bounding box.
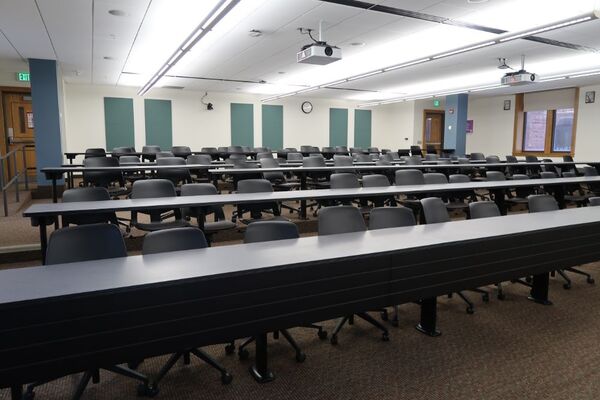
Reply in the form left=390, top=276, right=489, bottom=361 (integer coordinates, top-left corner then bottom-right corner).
left=329, top=312, right=389, bottom=345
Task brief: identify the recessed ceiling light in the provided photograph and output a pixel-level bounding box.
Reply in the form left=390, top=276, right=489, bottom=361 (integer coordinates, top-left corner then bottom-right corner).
left=350, top=42, right=365, bottom=47
left=108, top=9, right=127, bottom=16
left=249, top=29, right=262, bottom=37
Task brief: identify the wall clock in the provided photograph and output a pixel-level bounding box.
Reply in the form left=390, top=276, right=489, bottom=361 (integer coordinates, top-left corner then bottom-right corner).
left=301, top=101, right=313, bottom=114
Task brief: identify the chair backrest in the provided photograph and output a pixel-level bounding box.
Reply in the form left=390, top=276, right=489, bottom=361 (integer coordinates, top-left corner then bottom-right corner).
left=142, top=145, right=161, bottom=154
left=83, top=156, right=123, bottom=187
left=259, top=158, right=279, bottom=168
left=241, top=146, right=252, bottom=153
left=512, top=174, right=529, bottom=180
left=119, top=155, right=140, bottom=164
left=354, top=154, right=372, bottom=163
left=257, top=152, right=274, bottom=159
left=376, top=158, right=392, bottom=166
left=187, top=154, right=213, bottom=165
left=420, top=197, right=450, bottom=223
left=350, top=147, right=365, bottom=154
left=563, top=155, right=574, bottom=162
left=131, top=179, right=177, bottom=198
left=201, top=147, right=218, bottom=154
left=528, top=194, right=558, bottom=212
left=424, top=173, right=448, bottom=184
left=470, top=152, right=485, bottom=160
left=155, top=151, right=174, bottom=159
left=425, top=154, right=438, bottom=161
left=287, top=152, right=303, bottom=161
left=469, top=201, right=501, bottom=219
left=395, top=169, right=425, bottom=185
left=84, top=148, right=106, bottom=158
left=157, top=156, right=191, bottom=184
left=405, top=155, right=423, bottom=165
left=334, top=146, right=348, bottom=153
left=506, top=155, right=518, bottom=163
left=369, top=206, right=415, bottom=230
left=583, top=166, right=598, bottom=176
left=254, top=147, right=269, bottom=153
left=181, top=183, right=218, bottom=196
left=330, top=173, right=360, bottom=189
left=388, top=151, right=400, bottom=160
left=562, top=171, right=577, bottom=178
left=284, top=147, right=298, bottom=152
left=171, top=146, right=192, bottom=158
left=112, top=147, right=134, bottom=156
left=485, top=171, right=506, bottom=181
left=486, top=155, right=500, bottom=163
left=237, top=179, right=273, bottom=193
left=540, top=171, right=558, bottom=179
left=368, top=147, right=379, bottom=153
left=302, top=156, right=326, bottom=167
left=410, top=145, right=422, bottom=156
left=589, top=197, right=600, bottom=206
left=525, top=155, right=539, bottom=162
left=46, top=224, right=126, bottom=265
left=362, top=174, right=390, bottom=187
left=244, top=221, right=299, bottom=243
left=448, top=174, right=470, bottom=183
left=260, top=158, right=285, bottom=181
left=142, top=227, right=208, bottom=255
left=333, top=155, right=353, bottom=166
left=228, top=145, right=243, bottom=153
left=63, top=187, right=110, bottom=202
left=318, top=206, right=366, bottom=235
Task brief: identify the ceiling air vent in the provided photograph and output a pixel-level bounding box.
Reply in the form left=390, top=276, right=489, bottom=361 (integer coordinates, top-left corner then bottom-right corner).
left=162, top=86, right=185, bottom=90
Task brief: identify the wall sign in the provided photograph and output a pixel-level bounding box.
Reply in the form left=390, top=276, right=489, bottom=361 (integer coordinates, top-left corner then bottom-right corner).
left=26, top=112, right=34, bottom=129
left=585, top=91, right=596, bottom=104
left=466, top=120, right=473, bottom=133
left=503, top=100, right=511, bottom=110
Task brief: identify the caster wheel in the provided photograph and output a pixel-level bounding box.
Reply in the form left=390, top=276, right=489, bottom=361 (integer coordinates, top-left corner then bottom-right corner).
left=224, top=343, right=235, bottom=355
left=563, top=283, right=572, bottom=290
left=380, top=311, right=389, bottom=321
left=23, top=391, right=35, bottom=400
left=587, top=277, right=595, bottom=284
left=466, top=307, right=474, bottom=314
left=382, top=332, right=390, bottom=342
left=318, top=330, right=328, bottom=340
left=482, top=294, right=490, bottom=303
left=330, top=335, right=338, bottom=345
left=497, top=293, right=506, bottom=301
left=238, top=349, right=250, bottom=360
left=137, top=383, right=159, bottom=397
left=295, top=352, right=306, bottom=363
left=221, top=373, right=233, bottom=385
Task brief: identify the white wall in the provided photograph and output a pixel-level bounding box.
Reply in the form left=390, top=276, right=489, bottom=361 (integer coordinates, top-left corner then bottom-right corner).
left=466, top=94, right=515, bottom=157
left=574, top=84, right=600, bottom=160
left=371, top=102, right=415, bottom=151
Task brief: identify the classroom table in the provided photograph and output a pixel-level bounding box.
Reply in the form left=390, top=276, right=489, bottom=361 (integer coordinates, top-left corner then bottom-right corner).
left=64, top=150, right=259, bottom=164
left=4, top=207, right=600, bottom=398
left=23, top=175, right=600, bottom=262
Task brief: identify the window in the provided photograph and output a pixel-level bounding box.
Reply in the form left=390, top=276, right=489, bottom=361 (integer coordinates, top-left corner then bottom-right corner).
left=552, top=108, right=574, bottom=152
left=523, top=110, right=547, bottom=152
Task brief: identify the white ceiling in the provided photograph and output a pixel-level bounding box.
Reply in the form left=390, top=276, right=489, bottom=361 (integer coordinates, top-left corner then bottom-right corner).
left=0, top=0, right=599, bottom=101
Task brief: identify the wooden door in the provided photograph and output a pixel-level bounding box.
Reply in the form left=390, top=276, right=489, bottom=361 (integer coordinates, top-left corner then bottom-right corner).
left=423, top=111, right=444, bottom=153
left=3, top=93, right=35, bottom=179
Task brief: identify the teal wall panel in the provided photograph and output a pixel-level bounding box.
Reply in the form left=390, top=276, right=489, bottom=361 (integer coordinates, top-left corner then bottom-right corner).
left=354, top=109, right=372, bottom=149
left=104, top=97, right=135, bottom=151
left=144, top=99, right=172, bottom=150
left=231, top=103, right=254, bottom=146
left=262, top=104, right=283, bottom=149
left=329, top=108, right=348, bottom=147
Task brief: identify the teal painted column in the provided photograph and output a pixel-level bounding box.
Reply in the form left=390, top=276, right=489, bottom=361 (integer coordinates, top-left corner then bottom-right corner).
left=444, top=94, right=468, bottom=156
left=29, top=59, right=64, bottom=186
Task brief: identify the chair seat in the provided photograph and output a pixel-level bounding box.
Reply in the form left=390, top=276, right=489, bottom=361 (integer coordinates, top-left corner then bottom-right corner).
left=204, top=220, right=237, bottom=233
left=133, top=220, right=190, bottom=232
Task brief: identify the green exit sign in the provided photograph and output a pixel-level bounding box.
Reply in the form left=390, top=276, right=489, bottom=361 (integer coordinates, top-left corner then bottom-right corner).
left=16, top=72, right=30, bottom=82
left=433, top=99, right=440, bottom=107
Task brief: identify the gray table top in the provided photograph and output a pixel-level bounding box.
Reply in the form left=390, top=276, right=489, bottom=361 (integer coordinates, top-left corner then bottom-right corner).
left=42, top=163, right=238, bottom=173
left=4, top=206, right=600, bottom=306
left=22, top=176, right=600, bottom=217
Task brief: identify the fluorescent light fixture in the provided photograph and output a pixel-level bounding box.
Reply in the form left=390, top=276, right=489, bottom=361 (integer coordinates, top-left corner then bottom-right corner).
left=262, top=11, right=598, bottom=102
left=296, top=87, right=320, bottom=94
left=499, top=16, right=594, bottom=42
left=540, top=76, right=568, bottom=82
left=138, top=0, right=240, bottom=96
left=432, top=41, right=496, bottom=59
left=569, top=69, right=600, bottom=78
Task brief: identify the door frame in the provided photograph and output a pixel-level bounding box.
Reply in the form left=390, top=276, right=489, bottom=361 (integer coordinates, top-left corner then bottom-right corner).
left=422, top=109, right=445, bottom=152
left=0, top=86, right=31, bottom=157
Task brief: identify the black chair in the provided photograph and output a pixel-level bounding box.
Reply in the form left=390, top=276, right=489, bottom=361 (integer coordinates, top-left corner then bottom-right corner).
left=130, top=179, right=189, bottom=233
left=318, top=206, right=389, bottom=344
left=257, top=152, right=273, bottom=159
left=363, top=174, right=394, bottom=207
left=141, top=228, right=233, bottom=390
left=232, top=179, right=284, bottom=223
left=528, top=194, right=594, bottom=288
left=329, top=173, right=360, bottom=207
left=470, top=152, right=485, bottom=161
left=368, top=147, right=380, bottom=154
left=287, top=152, right=303, bottom=161
left=321, top=146, right=335, bottom=159
left=112, top=146, right=135, bottom=158
left=84, top=148, right=106, bottom=158
left=171, top=146, right=192, bottom=159
left=201, top=147, right=220, bottom=160
left=259, top=158, right=299, bottom=214
left=181, top=183, right=236, bottom=243
left=303, top=156, right=330, bottom=189
left=24, top=224, right=152, bottom=400
left=410, top=145, right=422, bottom=157
left=119, top=155, right=144, bottom=184
left=156, top=157, right=192, bottom=187
left=187, top=154, right=213, bottom=182
left=589, top=197, right=600, bottom=206
left=405, top=155, right=423, bottom=165
left=61, top=187, right=119, bottom=227
left=395, top=169, right=425, bottom=218
left=424, top=153, right=438, bottom=161
left=368, top=206, right=415, bottom=230
left=141, top=145, right=161, bottom=162
left=82, top=156, right=129, bottom=197
left=234, top=221, right=327, bottom=362
left=155, top=151, right=174, bottom=159
left=421, top=197, right=489, bottom=313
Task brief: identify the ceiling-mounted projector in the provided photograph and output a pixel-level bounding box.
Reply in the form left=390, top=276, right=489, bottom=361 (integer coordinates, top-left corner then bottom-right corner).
left=297, top=22, right=341, bottom=65
left=501, top=55, right=537, bottom=86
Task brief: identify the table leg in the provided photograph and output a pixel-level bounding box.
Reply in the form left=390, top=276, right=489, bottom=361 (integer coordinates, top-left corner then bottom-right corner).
left=38, top=217, right=48, bottom=264
left=554, top=186, right=566, bottom=209
left=416, top=297, right=441, bottom=337
left=10, top=384, right=22, bottom=400
left=528, top=272, right=553, bottom=305
left=300, top=173, right=307, bottom=220
left=250, top=333, right=274, bottom=383
left=491, top=189, right=507, bottom=215
left=52, top=176, right=58, bottom=203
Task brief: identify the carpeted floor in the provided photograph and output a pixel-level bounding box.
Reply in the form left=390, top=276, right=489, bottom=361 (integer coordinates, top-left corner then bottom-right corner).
left=1, top=264, right=599, bottom=400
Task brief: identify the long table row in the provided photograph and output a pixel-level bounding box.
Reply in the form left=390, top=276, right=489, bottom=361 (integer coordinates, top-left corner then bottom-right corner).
left=4, top=206, right=600, bottom=398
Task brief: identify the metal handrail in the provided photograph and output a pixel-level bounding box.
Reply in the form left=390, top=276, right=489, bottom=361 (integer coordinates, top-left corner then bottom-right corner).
left=0, top=144, right=30, bottom=216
